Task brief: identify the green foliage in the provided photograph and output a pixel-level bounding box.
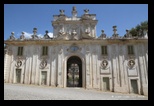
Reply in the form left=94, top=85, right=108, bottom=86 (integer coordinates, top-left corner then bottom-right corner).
left=129, top=20, right=148, bottom=37
left=129, top=28, right=138, bottom=37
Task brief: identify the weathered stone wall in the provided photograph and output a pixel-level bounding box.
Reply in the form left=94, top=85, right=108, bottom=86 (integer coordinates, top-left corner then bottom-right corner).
left=4, top=40, right=148, bottom=95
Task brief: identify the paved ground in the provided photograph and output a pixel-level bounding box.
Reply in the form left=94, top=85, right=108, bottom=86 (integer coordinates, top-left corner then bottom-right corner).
left=4, top=83, right=148, bottom=100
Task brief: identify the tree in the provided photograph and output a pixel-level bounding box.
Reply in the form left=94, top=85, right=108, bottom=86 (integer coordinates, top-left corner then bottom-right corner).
left=129, top=20, right=148, bottom=37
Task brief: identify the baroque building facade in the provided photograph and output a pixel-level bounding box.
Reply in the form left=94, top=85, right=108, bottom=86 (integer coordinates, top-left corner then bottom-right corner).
left=4, top=7, right=148, bottom=95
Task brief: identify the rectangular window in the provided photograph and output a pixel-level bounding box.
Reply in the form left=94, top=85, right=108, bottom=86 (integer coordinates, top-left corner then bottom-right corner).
left=101, top=46, right=107, bottom=55
left=42, top=46, right=48, bottom=56
left=17, top=47, right=23, bottom=56
left=128, top=45, right=134, bottom=55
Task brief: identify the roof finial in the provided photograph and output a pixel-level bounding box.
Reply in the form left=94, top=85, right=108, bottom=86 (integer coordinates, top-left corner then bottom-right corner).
left=72, top=6, right=77, bottom=18
left=84, top=9, right=89, bottom=14
left=59, top=9, right=65, bottom=15
left=73, top=6, right=76, bottom=11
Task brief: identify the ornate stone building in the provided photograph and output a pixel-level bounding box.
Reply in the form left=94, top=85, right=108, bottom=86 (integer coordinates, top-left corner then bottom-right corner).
left=4, top=7, right=148, bottom=95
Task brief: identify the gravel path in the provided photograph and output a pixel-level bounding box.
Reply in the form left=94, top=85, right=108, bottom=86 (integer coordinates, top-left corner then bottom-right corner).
left=4, top=83, right=148, bottom=100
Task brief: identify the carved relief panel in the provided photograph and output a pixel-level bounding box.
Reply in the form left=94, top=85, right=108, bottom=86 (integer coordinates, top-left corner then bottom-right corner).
left=15, top=60, right=22, bottom=68
left=40, top=59, right=47, bottom=69
left=127, top=59, right=138, bottom=76
left=100, top=60, right=110, bottom=74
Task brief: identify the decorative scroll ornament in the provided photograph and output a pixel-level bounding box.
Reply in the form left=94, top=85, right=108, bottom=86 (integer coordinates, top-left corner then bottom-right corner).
left=101, top=60, right=108, bottom=69
left=128, top=59, right=135, bottom=68
left=15, top=60, right=22, bottom=67
left=40, top=60, right=47, bottom=69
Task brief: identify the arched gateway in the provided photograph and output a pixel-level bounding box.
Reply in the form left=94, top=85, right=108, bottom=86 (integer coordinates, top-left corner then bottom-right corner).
left=67, top=56, right=82, bottom=87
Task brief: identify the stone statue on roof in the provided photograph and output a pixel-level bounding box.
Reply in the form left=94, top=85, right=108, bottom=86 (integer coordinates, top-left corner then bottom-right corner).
left=73, top=6, right=76, bottom=11
left=10, top=32, right=15, bottom=40
left=59, top=9, right=65, bottom=15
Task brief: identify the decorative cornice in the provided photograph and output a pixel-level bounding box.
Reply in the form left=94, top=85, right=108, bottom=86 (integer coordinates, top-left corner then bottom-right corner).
left=4, top=38, right=148, bottom=46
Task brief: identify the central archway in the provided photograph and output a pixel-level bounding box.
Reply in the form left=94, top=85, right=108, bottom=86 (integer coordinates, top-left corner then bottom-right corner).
left=67, top=56, right=82, bottom=87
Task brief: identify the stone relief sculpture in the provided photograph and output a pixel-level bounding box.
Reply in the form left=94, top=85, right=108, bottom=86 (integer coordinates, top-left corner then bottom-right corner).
left=56, top=30, right=70, bottom=40
left=59, top=30, right=65, bottom=35
left=127, top=59, right=135, bottom=68
left=85, top=28, right=90, bottom=35
left=56, top=27, right=81, bottom=40
left=81, top=26, right=94, bottom=39
left=71, top=30, right=77, bottom=35
left=40, top=60, right=47, bottom=69
left=15, top=60, right=22, bottom=68
left=71, top=30, right=79, bottom=40
left=101, top=60, right=108, bottom=69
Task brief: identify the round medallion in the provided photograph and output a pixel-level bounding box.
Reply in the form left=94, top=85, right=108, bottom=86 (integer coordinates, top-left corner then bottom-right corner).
left=40, top=60, right=47, bottom=68
left=101, top=60, right=108, bottom=69
left=128, top=59, right=135, bottom=68
left=70, top=46, right=79, bottom=52
left=15, top=60, right=22, bottom=67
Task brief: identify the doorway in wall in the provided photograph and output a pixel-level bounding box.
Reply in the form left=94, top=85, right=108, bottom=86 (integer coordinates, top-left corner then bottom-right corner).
left=130, top=79, right=138, bottom=94
left=67, top=56, right=82, bottom=87
left=103, top=77, right=110, bottom=91
left=16, top=69, right=21, bottom=83
left=41, top=71, right=47, bottom=85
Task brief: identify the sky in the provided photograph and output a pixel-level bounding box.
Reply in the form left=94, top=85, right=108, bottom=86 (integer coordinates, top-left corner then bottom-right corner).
left=4, top=4, right=148, bottom=40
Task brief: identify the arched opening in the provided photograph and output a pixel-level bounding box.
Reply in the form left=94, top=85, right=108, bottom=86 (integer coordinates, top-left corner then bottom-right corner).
left=67, top=56, right=82, bottom=87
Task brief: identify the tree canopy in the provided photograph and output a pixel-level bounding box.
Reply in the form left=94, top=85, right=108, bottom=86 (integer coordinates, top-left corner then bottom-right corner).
left=129, top=20, right=148, bottom=37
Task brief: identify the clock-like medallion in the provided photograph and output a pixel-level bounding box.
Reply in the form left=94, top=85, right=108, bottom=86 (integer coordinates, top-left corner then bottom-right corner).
left=70, top=46, right=79, bottom=52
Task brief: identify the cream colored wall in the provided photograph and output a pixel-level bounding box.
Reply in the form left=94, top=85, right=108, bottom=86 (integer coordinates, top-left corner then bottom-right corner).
left=4, top=40, right=148, bottom=95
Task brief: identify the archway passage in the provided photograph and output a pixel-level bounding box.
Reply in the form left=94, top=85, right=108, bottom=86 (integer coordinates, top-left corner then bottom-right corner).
left=67, top=56, right=82, bottom=87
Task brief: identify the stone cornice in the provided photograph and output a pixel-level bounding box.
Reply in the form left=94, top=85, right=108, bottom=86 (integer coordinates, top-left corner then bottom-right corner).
left=52, top=20, right=98, bottom=24
left=4, top=38, right=148, bottom=46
